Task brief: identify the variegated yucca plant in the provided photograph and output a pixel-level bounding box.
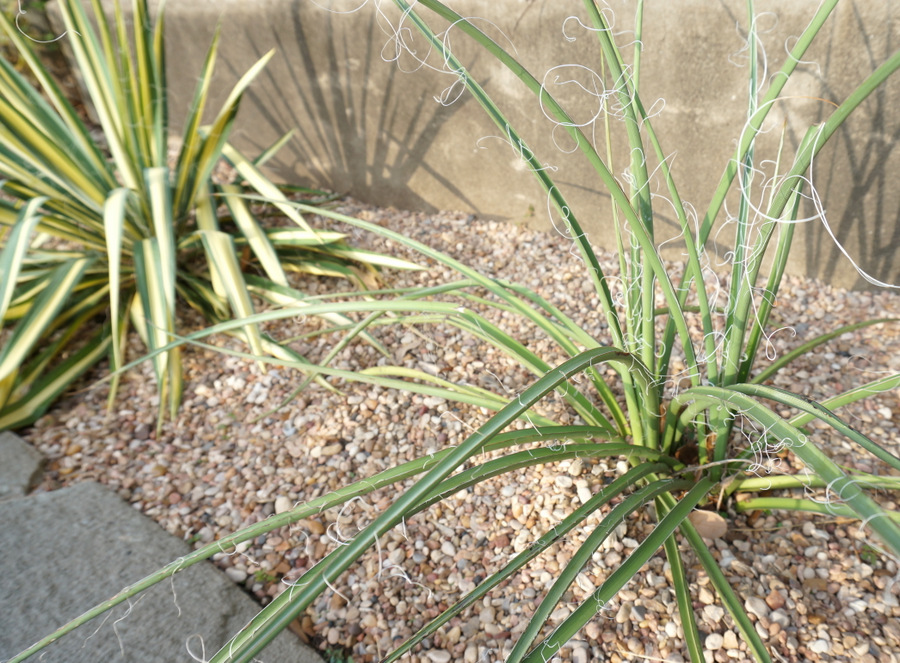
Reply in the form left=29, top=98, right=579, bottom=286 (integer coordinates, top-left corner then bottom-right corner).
left=0, top=0, right=416, bottom=429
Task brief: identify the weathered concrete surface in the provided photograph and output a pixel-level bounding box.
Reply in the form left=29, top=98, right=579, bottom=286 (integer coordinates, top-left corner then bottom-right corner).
left=0, top=480, right=321, bottom=663
left=52, top=0, right=900, bottom=289
left=0, top=431, right=44, bottom=502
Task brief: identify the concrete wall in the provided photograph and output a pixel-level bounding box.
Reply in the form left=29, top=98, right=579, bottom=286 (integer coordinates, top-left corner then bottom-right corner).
left=55, top=1, right=900, bottom=289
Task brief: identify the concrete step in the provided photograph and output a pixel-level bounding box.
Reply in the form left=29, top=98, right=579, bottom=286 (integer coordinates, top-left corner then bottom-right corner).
left=0, top=434, right=321, bottom=663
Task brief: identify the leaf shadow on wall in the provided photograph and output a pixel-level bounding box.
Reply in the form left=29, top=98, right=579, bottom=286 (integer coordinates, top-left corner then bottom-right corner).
left=232, top=3, right=480, bottom=214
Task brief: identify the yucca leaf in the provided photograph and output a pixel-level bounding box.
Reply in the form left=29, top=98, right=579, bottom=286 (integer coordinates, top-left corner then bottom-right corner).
left=220, top=143, right=314, bottom=232
left=183, top=51, right=275, bottom=213
left=220, top=185, right=288, bottom=286
left=173, top=21, right=223, bottom=218
left=132, top=238, right=176, bottom=417
left=129, top=0, right=164, bottom=166
left=661, top=532, right=705, bottom=663
left=0, top=326, right=111, bottom=430
left=658, top=492, right=773, bottom=663
left=252, top=129, right=294, bottom=168
left=0, top=197, right=47, bottom=330
left=522, top=480, right=716, bottom=662
left=197, top=230, right=265, bottom=359
left=384, top=461, right=672, bottom=662
left=736, top=497, right=900, bottom=523
left=734, top=383, right=900, bottom=473
left=103, top=187, right=132, bottom=408
left=58, top=0, right=143, bottom=197
left=323, top=246, right=423, bottom=271
left=206, top=349, right=651, bottom=662
left=0, top=11, right=105, bottom=163
left=0, top=98, right=108, bottom=207
left=509, top=479, right=692, bottom=662
left=242, top=273, right=388, bottom=355
left=680, top=386, right=900, bottom=555
left=0, top=257, right=91, bottom=384
left=146, top=167, right=176, bottom=311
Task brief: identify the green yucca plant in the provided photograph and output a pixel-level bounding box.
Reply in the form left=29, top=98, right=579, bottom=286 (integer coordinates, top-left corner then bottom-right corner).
left=0, top=0, right=417, bottom=429
left=9, top=1, right=900, bottom=663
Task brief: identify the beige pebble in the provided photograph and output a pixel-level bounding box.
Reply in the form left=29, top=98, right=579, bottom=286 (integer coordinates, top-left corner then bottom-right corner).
left=225, top=568, right=247, bottom=583
left=320, top=443, right=343, bottom=456
left=722, top=630, right=739, bottom=649
left=744, top=596, right=770, bottom=619
left=302, top=518, right=325, bottom=535
left=688, top=510, right=728, bottom=540
left=555, top=475, right=574, bottom=489
left=705, top=632, right=724, bottom=651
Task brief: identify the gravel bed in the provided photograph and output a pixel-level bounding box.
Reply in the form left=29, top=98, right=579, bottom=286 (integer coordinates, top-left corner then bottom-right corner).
left=22, top=198, right=900, bottom=663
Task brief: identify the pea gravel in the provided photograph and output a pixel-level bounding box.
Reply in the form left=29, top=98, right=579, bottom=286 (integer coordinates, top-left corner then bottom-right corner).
left=22, top=198, right=900, bottom=663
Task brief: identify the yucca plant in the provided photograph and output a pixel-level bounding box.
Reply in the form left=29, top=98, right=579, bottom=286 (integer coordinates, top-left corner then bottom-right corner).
left=9, top=1, right=900, bottom=662
left=0, top=0, right=418, bottom=429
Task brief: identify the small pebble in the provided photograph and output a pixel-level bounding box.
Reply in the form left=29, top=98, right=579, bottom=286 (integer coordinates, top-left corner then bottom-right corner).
left=722, top=631, right=739, bottom=649
left=703, top=605, right=725, bottom=624
left=765, top=589, right=785, bottom=610
left=572, top=646, right=589, bottom=663
left=274, top=496, right=291, bottom=514
left=224, top=568, right=247, bottom=583
left=555, top=475, right=573, bottom=489
left=745, top=596, right=770, bottom=620
left=320, top=443, right=343, bottom=457
left=808, top=639, right=830, bottom=654
left=705, top=633, right=724, bottom=651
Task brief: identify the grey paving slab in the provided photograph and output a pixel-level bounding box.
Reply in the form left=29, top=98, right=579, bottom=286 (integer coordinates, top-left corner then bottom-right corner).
left=0, top=431, right=44, bottom=503
left=0, top=481, right=321, bottom=663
